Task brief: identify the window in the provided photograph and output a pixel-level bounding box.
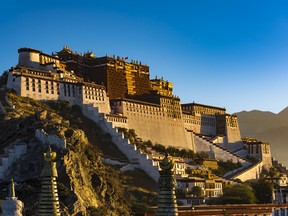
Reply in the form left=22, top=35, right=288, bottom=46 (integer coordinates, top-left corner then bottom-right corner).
left=67, top=85, right=70, bottom=97
left=64, top=84, right=66, bottom=96
left=57, top=83, right=60, bottom=95
left=51, top=81, right=54, bottom=94
left=38, top=80, right=41, bottom=92
left=45, top=81, right=49, bottom=94
left=72, top=85, right=75, bottom=97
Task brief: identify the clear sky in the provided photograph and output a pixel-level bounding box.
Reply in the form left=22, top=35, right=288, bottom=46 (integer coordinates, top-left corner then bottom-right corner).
left=0, top=0, right=287, bottom=114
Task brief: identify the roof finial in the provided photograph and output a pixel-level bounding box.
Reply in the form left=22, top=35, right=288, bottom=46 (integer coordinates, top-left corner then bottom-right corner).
left=9, top=178, right=16, bottom=198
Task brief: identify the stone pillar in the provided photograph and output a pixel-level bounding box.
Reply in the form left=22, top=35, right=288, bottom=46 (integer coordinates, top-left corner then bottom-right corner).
left=156, top=154, right=178, bottom=216
left=1, top=179, right=24, bottom=216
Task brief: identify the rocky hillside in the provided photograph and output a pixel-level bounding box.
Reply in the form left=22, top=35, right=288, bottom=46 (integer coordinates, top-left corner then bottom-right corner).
left=235, top=108, right=288, bottom=167
left=0, top=91, right=157, bottom=215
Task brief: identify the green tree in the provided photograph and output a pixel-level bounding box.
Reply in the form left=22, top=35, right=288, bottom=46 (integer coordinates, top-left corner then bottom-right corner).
left=252, top=181, right=274, bottom=204
left=152, top=144, right=166, bottom=153
left=189, top=186, right=203, bottom=197
left=195, top=151, right=209, bottom=160
left=221, top=184, right=257, bottom=204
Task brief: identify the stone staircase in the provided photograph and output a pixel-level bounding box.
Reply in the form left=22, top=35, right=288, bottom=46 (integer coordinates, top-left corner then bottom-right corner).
left=224, top=161, right=261, bottom=179
left=272, top=158, right=288, bottom=175
left=194, top=133, right=250, bottom=165
left=82, top=104, right=160, bottom=181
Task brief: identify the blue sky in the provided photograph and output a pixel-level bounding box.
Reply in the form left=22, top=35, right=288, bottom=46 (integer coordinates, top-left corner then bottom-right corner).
left=0, top=0, right=287, bottom=113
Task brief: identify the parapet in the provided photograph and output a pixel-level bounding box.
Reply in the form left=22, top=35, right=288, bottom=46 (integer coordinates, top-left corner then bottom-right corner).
left=18, top=47, right=41, bottom=54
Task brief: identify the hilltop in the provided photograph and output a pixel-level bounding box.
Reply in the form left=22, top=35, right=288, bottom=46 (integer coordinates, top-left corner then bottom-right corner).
left=0, top=90, right=157, bottom=215
left=236, top=108, right=288, bottom=166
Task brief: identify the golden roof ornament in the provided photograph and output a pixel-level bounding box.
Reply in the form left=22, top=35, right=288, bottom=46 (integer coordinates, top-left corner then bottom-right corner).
left=61, top=45, right=72, bottom=54
left=41, top=146, right=58, bottom=177
left=159, top=153, right=175, bottom=172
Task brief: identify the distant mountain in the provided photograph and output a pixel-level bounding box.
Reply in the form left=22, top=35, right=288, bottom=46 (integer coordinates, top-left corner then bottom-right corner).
left=235, top=108, right=288, bottom=167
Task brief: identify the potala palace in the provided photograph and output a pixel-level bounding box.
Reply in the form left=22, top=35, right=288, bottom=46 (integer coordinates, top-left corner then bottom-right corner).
left=5, top=46, right=274, bottom=184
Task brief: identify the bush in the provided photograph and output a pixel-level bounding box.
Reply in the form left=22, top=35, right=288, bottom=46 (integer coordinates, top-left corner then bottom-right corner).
left=188, top=186, right=203, bottom=197
left=220, top=184, right=256, bottom=204
left=251, top=181, right=273, bottom=204
left=152, top=144, right=166, bottom=153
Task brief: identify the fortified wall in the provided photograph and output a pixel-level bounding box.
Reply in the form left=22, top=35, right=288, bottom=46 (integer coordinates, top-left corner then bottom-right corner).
left=111, top=98, right=191, bottom=149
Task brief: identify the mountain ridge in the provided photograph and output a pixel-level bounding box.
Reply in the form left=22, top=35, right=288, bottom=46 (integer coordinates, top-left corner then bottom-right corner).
left=235, top=106, right=288, bottom=167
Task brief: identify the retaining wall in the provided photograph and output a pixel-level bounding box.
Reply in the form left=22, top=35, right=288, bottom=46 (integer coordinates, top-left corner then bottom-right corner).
left=35, top=129, right=66, bottom=149
left=0, top=143, right=27, bottom=180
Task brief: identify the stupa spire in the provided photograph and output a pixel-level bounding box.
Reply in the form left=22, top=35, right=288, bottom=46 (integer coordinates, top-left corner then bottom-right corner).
left=1, top=179, right=24, bottom=216
left=9, top=178, right=16, bottom=198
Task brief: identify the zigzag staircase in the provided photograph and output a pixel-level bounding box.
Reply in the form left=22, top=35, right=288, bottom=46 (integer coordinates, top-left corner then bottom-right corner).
left=272, top=158, right=288, bottom=175
left=82, top=104, right=160, bottom=181
left=193, top=132, right=249, bottom=164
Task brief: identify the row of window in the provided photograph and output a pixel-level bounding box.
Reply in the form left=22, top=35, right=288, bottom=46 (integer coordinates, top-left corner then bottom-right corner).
left=127, top=111, right=165, bottom=118
left=85, top=95, right=105, bottom=101
left=84, top=90, right=104, bottom=97
left=184, top=119, right=216, bottom=127
left=40, top=55, right=58, bottom=65
left=63, top=84, right=76, bottom=97
left=83, top=86, right=104, bottom=92
left=182, top=106, right=225, bottom=115
left=248, top=144, right=260, bottom=154
left=25, top=77, right=107, bottom=101
left=26, top=78, right=60, bottom=95
left=23, top=69, right=51, bottom=77
left=106, top=116, right=127, bottom=123
left=124, top=102, right=160, bottom=111
left=126, top=108, right=164, bottom=116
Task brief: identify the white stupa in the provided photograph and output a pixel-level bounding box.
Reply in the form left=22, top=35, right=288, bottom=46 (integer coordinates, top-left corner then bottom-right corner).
left=1, top=179, right=24, bottom=216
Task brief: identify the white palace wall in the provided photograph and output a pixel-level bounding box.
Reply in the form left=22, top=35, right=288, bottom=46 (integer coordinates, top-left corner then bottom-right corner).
left=232, top=162, right=263, bottom=182
left=183, top=113, right=216, bottom=135
left=225, top=116, right=242, bottom=143
left=18, top=50, right=41, bottom=69
left=7, top=68, right=111, bottom=114
left=18, top=48, right=60, bottom=72
left=113, top=100, right=192, bottom=149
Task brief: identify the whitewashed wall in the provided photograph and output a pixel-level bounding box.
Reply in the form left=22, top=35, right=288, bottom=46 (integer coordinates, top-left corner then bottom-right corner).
left=35, top=129, right=66, bottom=149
